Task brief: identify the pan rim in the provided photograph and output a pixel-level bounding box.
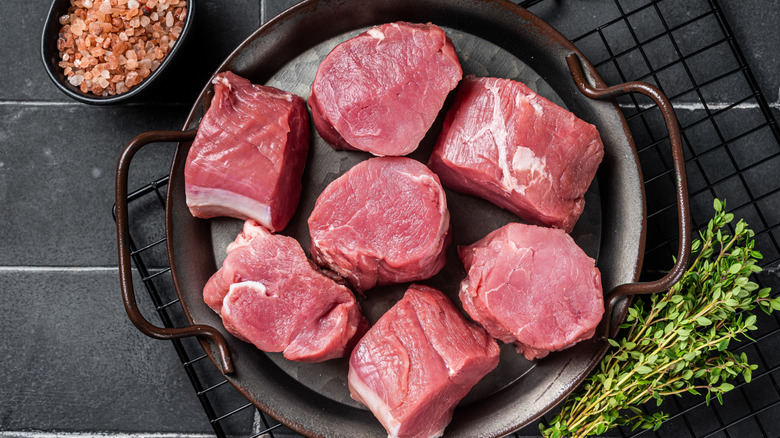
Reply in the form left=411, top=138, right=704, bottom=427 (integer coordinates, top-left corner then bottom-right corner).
left=165, top=1, right=647, bottom=436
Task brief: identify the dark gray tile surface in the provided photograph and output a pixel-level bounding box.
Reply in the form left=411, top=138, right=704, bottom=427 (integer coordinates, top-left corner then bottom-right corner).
left=0, top=1, right=65, bottom=101
left=719, top=0, right=780, bottom=107
left=0, top=269, right=211, bottom=433
left=0, top=0, right=778, bottom=437
left=0, top=0, right=262, bottom=434
left=0, top=104, right=183, bottom=267
left=262, top=0, right=300, bottom=23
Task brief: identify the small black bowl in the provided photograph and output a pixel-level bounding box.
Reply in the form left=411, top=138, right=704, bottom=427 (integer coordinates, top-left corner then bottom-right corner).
left=41, top=0, right=195, bottom=104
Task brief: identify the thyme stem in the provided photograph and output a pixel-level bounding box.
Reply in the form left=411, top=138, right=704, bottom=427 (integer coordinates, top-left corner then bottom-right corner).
left=540, top=199, right=775, bottom=437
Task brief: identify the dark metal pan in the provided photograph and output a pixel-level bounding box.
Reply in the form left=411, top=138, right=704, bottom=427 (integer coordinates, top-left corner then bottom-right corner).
left=115, top=0, right=691, bottom=436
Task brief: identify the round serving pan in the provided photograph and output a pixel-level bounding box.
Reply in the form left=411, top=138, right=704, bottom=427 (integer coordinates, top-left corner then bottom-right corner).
left=115, top=0, right=691, bottom=436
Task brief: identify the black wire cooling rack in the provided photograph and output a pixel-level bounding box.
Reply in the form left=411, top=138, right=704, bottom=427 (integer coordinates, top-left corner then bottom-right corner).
left=115, top=0, right=780, bottom=436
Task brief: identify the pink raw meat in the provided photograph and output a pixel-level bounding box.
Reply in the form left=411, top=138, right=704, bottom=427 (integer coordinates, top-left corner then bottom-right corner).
left=428, top=76, right=604, bottom=232
left=309, top=22, right=462, bottom=156
left=349, top=284, right=499, bottom=438
left=458, top=223, right=604, bottom=360
left=308, top=157, right=450, bottom=292
left=458, top=223, right=603, bottom=361
left=185, top=71, right=309, bottom=232
left=203, top=220, right=367, bottom=362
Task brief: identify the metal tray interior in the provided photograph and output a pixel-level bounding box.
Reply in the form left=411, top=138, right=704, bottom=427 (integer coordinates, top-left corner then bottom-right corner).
left=207, top=24, right=602, bottom=408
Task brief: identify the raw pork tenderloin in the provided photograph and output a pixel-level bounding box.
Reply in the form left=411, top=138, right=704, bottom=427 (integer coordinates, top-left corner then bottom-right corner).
left=459, top=223, right=603, bottom=361
left=308, top=157, right=450, bottom=292
left=428, top=75, right=603, bottom=232
left=349, top=284, right=500, bottom=438
left=203, top=220, right=367, bottom=362
left=309, top=22, right=462, bottom=156
left=185, top=71, right=309, bottom=232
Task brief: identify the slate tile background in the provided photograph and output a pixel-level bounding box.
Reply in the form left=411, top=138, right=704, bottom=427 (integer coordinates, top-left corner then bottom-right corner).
left=0, top=0, right=263, bottom=435
left=0, top=0, right=777, bottom=437
left=0, top=269, right=208, bottom=433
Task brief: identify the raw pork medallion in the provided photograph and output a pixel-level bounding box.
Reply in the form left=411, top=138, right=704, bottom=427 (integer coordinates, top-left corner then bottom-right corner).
left=203, top=220, right=367, bottom=362
left=309, top=22, right=462, bottom=156
left=428, top=75, right=604, bottom=232
left=459, top=223, right=603, bottom=361
left=308, top=157, right=450, bottom=292
left=185, top=71, right=309, bottom=232
left=349, top=285, right=500, bottom=438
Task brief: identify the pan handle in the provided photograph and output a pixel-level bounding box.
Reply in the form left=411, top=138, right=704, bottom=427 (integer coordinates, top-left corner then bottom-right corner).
left=566, top=53, right=692, bottom=339
left=115, top=129, right=234, bottom=374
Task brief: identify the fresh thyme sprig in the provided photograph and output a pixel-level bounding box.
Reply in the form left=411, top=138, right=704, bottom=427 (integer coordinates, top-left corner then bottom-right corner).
left=540, top=199, right=778, bottom=438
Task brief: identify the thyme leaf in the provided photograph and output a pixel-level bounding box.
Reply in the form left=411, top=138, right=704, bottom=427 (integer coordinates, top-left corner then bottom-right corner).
left=540, top=199, right=777, bottom=438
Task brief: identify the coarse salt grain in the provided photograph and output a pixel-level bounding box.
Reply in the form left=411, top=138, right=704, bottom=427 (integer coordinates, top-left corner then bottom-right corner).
left=56, top=0, right=186, bottom=96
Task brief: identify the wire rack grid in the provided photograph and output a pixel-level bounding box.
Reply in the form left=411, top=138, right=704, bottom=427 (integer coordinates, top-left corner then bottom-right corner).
left=115, top=0, right=780, bottom=436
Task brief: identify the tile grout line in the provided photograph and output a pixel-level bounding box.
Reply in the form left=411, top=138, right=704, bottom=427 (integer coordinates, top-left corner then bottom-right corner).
left=1, top=100, right=776, bottom=111
left=0, top=433, right=215, bottom=438
left=0, top=100, right=189, bottom=107
left=629, top=101, right=780, bottom=111
left=0, top=266, right=165, bottom=273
